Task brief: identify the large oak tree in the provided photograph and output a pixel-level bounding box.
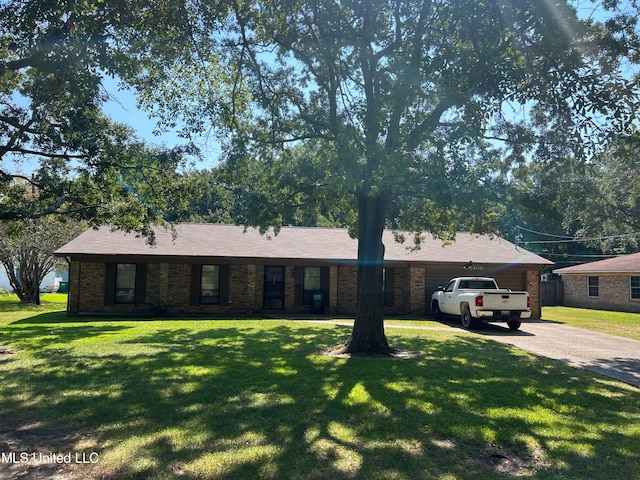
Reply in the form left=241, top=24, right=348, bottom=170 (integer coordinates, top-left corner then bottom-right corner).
left=119, top=0, right=640, bottom=353
left=3, top=1, right=639, bottom=353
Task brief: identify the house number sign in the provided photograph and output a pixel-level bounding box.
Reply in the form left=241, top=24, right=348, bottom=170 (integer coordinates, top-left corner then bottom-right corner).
left=463, top=264, right=484, bottom=271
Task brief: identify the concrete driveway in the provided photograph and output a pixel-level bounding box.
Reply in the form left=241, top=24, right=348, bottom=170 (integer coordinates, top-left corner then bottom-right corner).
left=471, top=319, right=640, bottom=389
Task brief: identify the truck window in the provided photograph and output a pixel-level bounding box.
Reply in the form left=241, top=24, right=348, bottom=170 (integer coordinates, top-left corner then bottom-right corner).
left=455, top=280, right=498, bottom=290
left=468, top=280, right=497, bottom=289
left=444, top=280, right=456, bottom=293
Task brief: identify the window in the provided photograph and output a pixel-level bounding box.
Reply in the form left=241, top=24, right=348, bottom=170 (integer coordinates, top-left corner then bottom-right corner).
left=115, top=264, right=136, bottom=304
left=303, top=267, right=322, bottom=305
left=105, top=263, right=145, bottom=306
left=588, top=276, right=599, bottom=298
left=190, top=264, right=229, bottom=307
left=631, top=277, right=640, bottom=300
left=463, top=280, right=497, bottom=289
left=382, top=268, right=386, bottom=297
left=264, top=266, right=285, bottom=309
left=200, top=265, right=220, bottom=304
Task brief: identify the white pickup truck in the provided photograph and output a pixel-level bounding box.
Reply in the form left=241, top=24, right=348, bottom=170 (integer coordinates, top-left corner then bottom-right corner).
left=431, top=277, right=531, bottom=331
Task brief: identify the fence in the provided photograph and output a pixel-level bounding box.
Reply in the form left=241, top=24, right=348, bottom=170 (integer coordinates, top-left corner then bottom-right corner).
left=540, top=280, right=564, bottom=306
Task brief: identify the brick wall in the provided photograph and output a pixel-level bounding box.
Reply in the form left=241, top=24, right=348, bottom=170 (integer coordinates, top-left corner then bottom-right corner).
left=72, top=261, right=260, bottom=315
left=67, top=260, right=81, bottom=314
left=389, top=267, right=411, bottom=315
left=329, top=266, right=339, bottom=314
left=334, top=265, right=416, bottom=316
left=68, top=259, right=544, bottom=318
left=166, top=263, right=191, bottom=310
left=409, top=266, right=426, bottom=316
left=527, top=269, right=542, bottom=319
left=563, top=274, right=640, bottom=313
left=337, top=266, right=357, bottom=315
left=163, top=263, right=258, bottom=314
left=283, top=266, right=298, bottom=313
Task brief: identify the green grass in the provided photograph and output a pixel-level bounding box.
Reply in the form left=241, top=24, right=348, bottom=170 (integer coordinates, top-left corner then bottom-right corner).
left=542, top=306, right=640, bottom=341
left=0, top=293, right=69, bottom=323
left=0, top=301, right=639, bottom=479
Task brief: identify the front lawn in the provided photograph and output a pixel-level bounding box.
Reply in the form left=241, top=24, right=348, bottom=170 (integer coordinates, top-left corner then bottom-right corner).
left=0, top=303, right=639, bottom=479
left=0, top=293, right=68, bottom=324
left=542, top=306, right=640, bottom=341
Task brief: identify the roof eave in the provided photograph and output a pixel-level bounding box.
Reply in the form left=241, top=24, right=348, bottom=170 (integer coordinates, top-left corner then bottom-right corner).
left=555, top=269, right=640, bottom=275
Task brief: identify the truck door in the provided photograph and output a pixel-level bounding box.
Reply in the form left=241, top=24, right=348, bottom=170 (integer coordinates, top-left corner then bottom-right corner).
left=440, top=279, right=457, bottom=313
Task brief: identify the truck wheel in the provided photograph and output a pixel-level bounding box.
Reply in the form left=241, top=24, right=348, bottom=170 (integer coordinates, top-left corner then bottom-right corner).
left=432, top=301, right=443, bottom=320
left=507, top=319, right=521, bottom=331
left=461, top=306, right=477, bottom=329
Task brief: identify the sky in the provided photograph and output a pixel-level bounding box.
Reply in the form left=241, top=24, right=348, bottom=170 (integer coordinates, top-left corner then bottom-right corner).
left=5, top=0, right=629, bottom=176
left=5, top=75, right=221, bottom=176
left=98, top=0, right=620, bottom=167
left=100, top=77, right=222, bottom=169
left=101, top=81, right=168, bottom=145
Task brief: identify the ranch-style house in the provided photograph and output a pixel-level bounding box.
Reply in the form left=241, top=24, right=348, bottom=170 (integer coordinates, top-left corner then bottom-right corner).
left=55, top=224, right=553, bottom=318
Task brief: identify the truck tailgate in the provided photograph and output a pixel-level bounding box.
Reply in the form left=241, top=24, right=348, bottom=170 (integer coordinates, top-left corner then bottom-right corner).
left=481, top=291, right=528, bottom=309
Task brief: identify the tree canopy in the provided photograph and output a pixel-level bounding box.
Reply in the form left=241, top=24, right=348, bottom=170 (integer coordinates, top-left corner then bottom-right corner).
left=0, top=216, right=85, bottom=304
left=120, top=0, right=639, bottom=352
left=0, top=0, right=197, bottom=237
left=500, top=131, right=640, bottom=263
left=2, top=0, right=639, bottom=352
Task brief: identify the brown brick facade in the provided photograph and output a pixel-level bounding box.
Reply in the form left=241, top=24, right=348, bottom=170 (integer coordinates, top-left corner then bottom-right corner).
left=67, top=259, right=543, bottom=318
left=526, top=269, right=542, bottom=319
left=562, top=274, right=640, bottom=313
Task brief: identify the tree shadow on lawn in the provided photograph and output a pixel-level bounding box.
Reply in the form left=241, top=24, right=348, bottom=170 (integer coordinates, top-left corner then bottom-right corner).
left=572, top=356, right=640, bottom=389
left=435, top=317, right=537, bottom=336
left=0, top=321, right=639, bottom=479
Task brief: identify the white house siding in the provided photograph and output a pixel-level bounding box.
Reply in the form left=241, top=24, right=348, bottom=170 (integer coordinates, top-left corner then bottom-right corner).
left=0, top=268, right=64, bottom=292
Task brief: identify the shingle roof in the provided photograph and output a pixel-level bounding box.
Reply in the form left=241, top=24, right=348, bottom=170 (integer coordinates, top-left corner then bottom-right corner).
left=554, top=252, right=640, bottom=274
left=55, top=224, right=552, bottom=265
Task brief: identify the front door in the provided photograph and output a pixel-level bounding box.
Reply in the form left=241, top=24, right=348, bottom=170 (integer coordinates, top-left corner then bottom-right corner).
left=264, top=266, right=285, bottom=310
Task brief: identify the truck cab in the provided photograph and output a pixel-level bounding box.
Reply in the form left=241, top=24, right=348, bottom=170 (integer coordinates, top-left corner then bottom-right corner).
left=431, top=277, right=531, bottom=331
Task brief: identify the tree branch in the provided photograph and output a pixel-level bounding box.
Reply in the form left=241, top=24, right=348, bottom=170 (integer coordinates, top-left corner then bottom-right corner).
left=0, top=52, right=44, bottom=74
left=2, top=147, right=89, bottom=160
left=406, top=97, right=459, bottom=150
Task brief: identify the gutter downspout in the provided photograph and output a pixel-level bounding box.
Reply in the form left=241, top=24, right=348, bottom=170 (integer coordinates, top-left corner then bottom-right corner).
left=64, top=257, right=71, bottom=315
left=336, top=263, right=341, bottom=316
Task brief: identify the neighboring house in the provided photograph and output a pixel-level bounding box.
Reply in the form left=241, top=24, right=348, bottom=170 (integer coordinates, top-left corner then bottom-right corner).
left=54, top=224, right=552, bottom=318
left=0, top=269, right=13, bottom=291
left=554, top=253, right=640, bottom=313
left=0, top=268, right=64, bottom=293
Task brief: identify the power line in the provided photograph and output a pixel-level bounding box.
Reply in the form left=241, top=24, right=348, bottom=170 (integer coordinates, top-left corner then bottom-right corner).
left=516, top=226, right=574, bottom=239
left=517, top=226, right=640, bottom=245
left=538, top=253, right=617, bottom=258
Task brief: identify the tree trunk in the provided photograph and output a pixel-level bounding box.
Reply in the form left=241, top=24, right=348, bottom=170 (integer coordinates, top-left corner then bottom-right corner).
left=343, top=192, right=391, bottom=354
left=4, top=262, right=41, bottom=304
